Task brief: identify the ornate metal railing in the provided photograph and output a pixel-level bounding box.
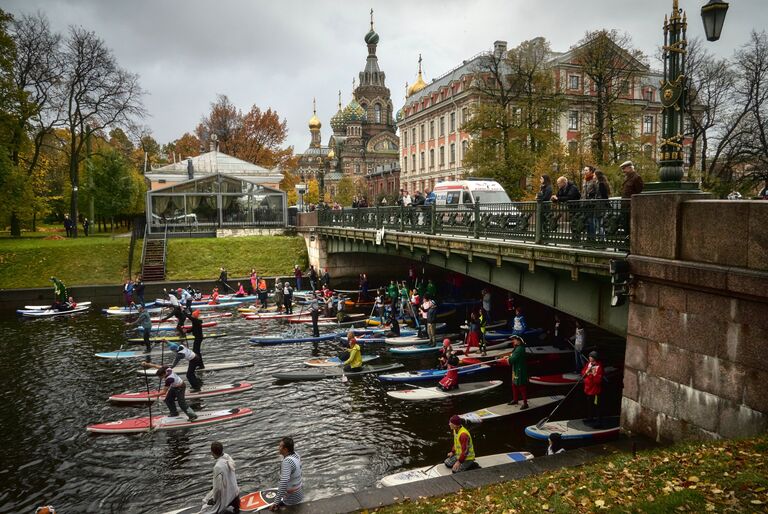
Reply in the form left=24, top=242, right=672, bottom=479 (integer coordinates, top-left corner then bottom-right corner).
left=317, top=200, right=631, bottom=252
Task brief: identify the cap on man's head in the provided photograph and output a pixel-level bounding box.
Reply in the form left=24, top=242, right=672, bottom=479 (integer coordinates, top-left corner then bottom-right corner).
left=620, top=160, right=634, bottom=169
left=449, top=415, right=462, bottom=426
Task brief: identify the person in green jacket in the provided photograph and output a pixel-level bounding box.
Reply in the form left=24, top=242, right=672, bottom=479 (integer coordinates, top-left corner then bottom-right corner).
left=50, top=277, right=67, bottom=303
left=507, top=336, right=529, bottom=409
left=425, top=279, right=437, bottom=301
left=387, top=280, right=398, bottom=303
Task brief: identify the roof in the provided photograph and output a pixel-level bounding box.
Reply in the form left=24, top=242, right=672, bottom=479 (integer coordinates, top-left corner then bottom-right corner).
left=301, top=146, right=330, bottom=157
left=148, top=172, right=286, bottom=195
left=148, top=150, right=276, bottom=177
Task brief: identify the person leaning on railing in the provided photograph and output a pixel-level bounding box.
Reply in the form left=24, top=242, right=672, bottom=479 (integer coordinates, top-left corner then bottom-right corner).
left=551, top=176, right=582, bottom=241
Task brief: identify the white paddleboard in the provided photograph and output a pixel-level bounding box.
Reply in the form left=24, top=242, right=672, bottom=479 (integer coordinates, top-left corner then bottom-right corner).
left=524, top=416, right=621, bottom=441
left=18, top=305, right=90, bottom=317
left=24, top=301, right=92, bottom=310
left=304, top=355, right=379, bottom=367
left=86, top=407, right=253, bottom=434
left=136, top=361, right=254, bottom=376
left=386, top=380, right=503, bottom=400
left=459, top=395, right=566, bottom=423
left=379, top=451, right=534, bottom=487
left=109, top=382, right=253, bottom=403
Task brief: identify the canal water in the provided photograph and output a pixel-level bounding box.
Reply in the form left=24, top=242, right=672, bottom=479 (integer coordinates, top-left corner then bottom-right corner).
left=0, top=297, right=623, bottom=513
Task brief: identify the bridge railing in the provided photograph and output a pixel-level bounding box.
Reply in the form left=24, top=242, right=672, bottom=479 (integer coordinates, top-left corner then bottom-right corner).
left=317, top=199, right=631, bottom=251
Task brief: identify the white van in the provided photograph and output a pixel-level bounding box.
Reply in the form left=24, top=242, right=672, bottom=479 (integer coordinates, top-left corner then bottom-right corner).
left=433, top=179, right=512, bottom=205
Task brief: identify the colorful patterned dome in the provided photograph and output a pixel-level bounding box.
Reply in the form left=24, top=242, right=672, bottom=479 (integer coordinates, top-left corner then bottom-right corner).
left=330, top=91, right=346, bottom=133
left=364, top=29, right=379, bottom=45
left=343, top=98, right=366, bottom=123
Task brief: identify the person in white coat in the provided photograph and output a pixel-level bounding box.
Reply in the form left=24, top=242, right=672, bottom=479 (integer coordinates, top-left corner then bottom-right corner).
left=200, top=441, right=240, bottom=514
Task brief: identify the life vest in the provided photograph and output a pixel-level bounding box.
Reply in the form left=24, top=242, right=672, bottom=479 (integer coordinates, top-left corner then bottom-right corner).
left=178, top=346, right=195, bottom=361
left=258, top=279, right=267, bottom=292
left=166, top=370, right=183, bottom=388
left=452, top=426, right=475, bottom=461
left=345, top=343, right=362, bottom=368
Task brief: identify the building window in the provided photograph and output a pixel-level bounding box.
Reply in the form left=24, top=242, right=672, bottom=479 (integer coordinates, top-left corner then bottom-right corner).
left=421, top=124, right=426, bottom=142
left=411, top=128, right=416, bottom=144
left=403, top=131, right=407, bottom=147
left=461, top=107, right=468, bottom=126
left=355, top=164, right=360, bottom=175
left=461, top=140, right=468, bottom=160
left=374, top=104, right=382, bottom=123
left=643, top=115, right=654, bottom=134
left=643, top=88, right=654, bottom=102
left=450, top=143, right=456, bottom=163
left=439, top=146, right=445, bottom=167
left=450, top=112, right=456, bottom=132
left=429, top=149, right=435, bottom=169
left=429, top=120, right=435, bottom=139
left=420, top=152, right=425, bottom=170
left=568, top=75, right=580, bottom=90
left=403, top=157, right=407, bottom=173
left=568, top=111, right=579, bottom=131
left=411, top=154, right=416, bottom=171
left=439, top=116, right=445, bottom=136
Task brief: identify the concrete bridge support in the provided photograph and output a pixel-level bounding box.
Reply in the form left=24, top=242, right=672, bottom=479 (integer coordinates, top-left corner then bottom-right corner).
left=622, top=194, right=768, bottom=441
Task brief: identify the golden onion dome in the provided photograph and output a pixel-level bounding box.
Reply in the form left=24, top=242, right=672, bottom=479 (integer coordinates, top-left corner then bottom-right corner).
left=327, top=148, right=335, bottom=159
left=407, top=54, right=427, bottom=97
left=308, top=98, right=321, bottom=130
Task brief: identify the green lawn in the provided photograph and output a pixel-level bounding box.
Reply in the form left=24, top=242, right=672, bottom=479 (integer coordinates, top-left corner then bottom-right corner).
left=0, top=231, right=307, bottom=289
left=376, top=434, right=768, bottom=513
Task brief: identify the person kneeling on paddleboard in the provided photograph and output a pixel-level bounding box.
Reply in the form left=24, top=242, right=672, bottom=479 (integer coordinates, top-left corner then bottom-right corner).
left=438, top=338, right=454, bottom=369
left=507, top=336, right=529, bottom=410
left=168, top=342, right=204, bottom=392
left=200, top=441, right=240, bottom=514
left=140, top=363, right=198, bottom=421
left=342, top=333, right=363, bottom=373
left=445, top=415, right=477, bottom=473
left=270, top=436, right=303, bottom=510
left=438, top=353, right=460, bottom=392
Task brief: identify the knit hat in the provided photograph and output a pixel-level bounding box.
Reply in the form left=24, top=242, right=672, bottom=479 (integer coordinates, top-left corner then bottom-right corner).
left=443, top=338, right=452, bottom=347
left=449, top=415, right=462, bottom=426
left=589, top=351, right=599, bottom=359
left=191, top=310, right=201, bottom=318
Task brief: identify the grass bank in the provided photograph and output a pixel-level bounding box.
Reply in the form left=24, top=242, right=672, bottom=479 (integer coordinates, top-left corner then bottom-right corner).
left=377, top=434, right=768, bottom=513
left=0, top=230, right=307, bottom=289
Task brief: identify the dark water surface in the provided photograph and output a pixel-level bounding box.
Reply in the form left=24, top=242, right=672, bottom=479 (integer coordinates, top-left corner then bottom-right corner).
left=0, top=304, right=621, bottom=513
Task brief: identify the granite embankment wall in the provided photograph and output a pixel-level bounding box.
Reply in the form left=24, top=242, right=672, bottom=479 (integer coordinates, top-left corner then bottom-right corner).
left=623, top=195, right=768, bottom=441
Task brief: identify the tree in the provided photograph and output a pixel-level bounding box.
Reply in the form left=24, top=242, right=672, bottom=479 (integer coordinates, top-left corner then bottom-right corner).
left=236, top=105, right=293, bottom=168
left=573, top=30, right=646, bottom=165
left=335, top=176, right=356, bottom=206
left=166, top=132, right=202, bottom=161
left=304, top=178, right=320, bottom=205
left=87, top=149, right=141, bottom=228
left=196, top=94, right=241, bottom=154
left=59, top=26, right=145, bottom=237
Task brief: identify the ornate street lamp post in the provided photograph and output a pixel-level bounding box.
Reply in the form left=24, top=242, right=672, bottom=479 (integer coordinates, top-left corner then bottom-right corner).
left=701, top=0, right=729, bottom=42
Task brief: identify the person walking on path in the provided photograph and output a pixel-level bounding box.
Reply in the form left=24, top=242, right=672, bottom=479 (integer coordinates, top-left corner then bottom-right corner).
left=445, top=415, right=476, bottom=473
left=582, top=351, right=604, bottom=427
left=126, top=305, right=153, bottom=352
left=270, top=437, right=303, bottom=510
left=63, top=215, right=73, bottom=237
left=139, top=363, right=198, bottom=421
left=507, top=336, right=529, bottom=409
left=199, top=441, right=240, bottom=514
left=620, top=160, right=644, bottom=198
left=82, top=218, right=90, bottom=236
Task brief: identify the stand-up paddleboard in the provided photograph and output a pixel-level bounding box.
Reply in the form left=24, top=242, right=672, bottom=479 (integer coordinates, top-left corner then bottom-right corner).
left=96, top=349, right=155, bottom=359
left=163, top=489, right=279, bottom=514
left=272, top=362, right=404, bottom=382
left=250, top=333, right=339, bottom=345
left=459, top=319, right=507, bottom=331
left=136, top=361, right=254, bottom=377
left=137, top=321, right=217, bottom=332
left=109, top=382, right=253, bottom=403
left=365, top=308, right=456, bottom=326
left=459, top=395, right=567, bottom=423
left=350, top=327, right=417, bottom=336
left=389, top=340, right=511, bottom=356
left=378, top=364, right=491, bottom=383
left=485, top=327, right=546, bottom=342
left=524, top=416, right=621, bottom=441
left=86, top=407, right=253, bottom=434
left=244, top=311, right=307, bottom=320
left=184, top=301, right=240, bottom=310
left=287, top=313, right=366, bottom=324
left=304, top=355, right=379, bottom=367
left=387, top=380, right=503, bottom=400
left=529, top=367, right=619, bottom=386
left=237, top=305, right=279, bottom=313
left=379, top=451, right=534, bottom=487
left=103, top=306, right=163, bottom=316
left=149, top=312, right=232, bottom=322
left=24, top=301, right=93, bottom=310
left=17, top=305, right=90, bottom=317
left=459, top=348, right=513, bottom=364
left=441, top=299, right=482, bottom=309
left=126, top=332, right=227, bottom=344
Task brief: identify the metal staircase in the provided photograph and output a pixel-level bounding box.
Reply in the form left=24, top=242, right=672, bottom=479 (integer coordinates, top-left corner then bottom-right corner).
left=141, top=224, right=168, bottom=282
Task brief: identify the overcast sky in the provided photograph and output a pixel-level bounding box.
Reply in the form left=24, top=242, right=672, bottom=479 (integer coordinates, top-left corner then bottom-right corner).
left=5, top=0, right=766, bottom=154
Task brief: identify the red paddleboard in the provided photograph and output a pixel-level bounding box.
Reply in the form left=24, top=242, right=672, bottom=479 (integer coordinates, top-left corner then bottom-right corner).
left=162, top=488, right=278, bottom=514
left=530, top=366, right=620, bottom=386
left=108, top=382, right=253, bottom=403
left=244, top=312, right=304, bottom=320
left=149, top=313, right=232, bottom=322
left=86, top=407, right=253, bottom=434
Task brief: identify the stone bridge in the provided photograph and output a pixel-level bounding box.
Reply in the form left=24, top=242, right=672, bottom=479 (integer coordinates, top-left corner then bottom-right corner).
left=297, top=194, right=768, bottom=441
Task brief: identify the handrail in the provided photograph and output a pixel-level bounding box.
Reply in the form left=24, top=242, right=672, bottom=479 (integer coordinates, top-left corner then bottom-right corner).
left=139, top=223, right=148, bottom=276
left=317, top=200, right=631, bottom=252
left=162, top=223, right=168, bottom=279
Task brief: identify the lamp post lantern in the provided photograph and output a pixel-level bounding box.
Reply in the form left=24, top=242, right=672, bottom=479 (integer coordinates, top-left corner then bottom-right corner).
left=701, top=0, right=729, bottom=42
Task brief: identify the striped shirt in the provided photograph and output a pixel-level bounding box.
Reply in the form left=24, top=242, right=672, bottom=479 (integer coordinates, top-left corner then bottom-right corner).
left=276, top=453, right=303, bottom=506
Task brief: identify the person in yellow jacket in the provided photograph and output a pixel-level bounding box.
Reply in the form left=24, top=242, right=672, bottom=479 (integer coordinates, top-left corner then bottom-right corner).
left=342, top=332, right=363, bottom=372
left=445, top=415, right=478, bottom=473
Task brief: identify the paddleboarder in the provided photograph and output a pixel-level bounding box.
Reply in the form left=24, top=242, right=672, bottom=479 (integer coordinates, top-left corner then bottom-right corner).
left=571, top=320, right=586, bottom=372
left=179, top=287, right=194, bottom=313
left=507, top=336, right=529, bottom=409
left=342, top=332, right=363, bottom=372
left=293, top=265, right=303, bottom=291
left=274, top=282, right=284, bottom=313
left=161, top=289, right=186, bottom=339
left=167, top=342, right=204, bottom=392
left=321, top=268, right=330, bottom=288
left=438, top=353, right=460, bottom=391
left=189, top=309, right=205, bottom=369
left=50, top=277, right=67, bottom=303
left=270, top=436, right=303, bottom=510
left=283, top=283, right=293, bottom=314
left=438, top=338, right=454, bottom=369
left=582, top=351, right=604, bottom=427
left=140, top=363, right=198, bottom=421
left=309, top=294, right=320, bottom=337
left=134, top=275, right=146, bottom=307
left=464, top=311, right=481, bottom=354
left=200, top=441, right=240, bottom=514
left=512, top=306, right=528, bottom=334
left=258, top=277, right=269, bottom=309
left=445, top=415, right=477, bottom=473
left=218, top=267, right=231, bottom=293
left=125, top=304, right=153, bottom=351
left=420, top=296, right=438, bottom=346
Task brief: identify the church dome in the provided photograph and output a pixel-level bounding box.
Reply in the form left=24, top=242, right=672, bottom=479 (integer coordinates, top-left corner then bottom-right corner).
left=364, top=29, right=379, bottom=45
left=407, top=55, right=427, bottom=97
left=330, top=109, right=346, bottom=132
left=395, top=107, right=404, bottom=126
left=308, top=113, right=321, bottom=130
left=344, top=98, right=367, bottom=123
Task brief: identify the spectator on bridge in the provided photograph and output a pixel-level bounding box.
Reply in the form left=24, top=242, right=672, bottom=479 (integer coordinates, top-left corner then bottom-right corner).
left=536, top=175, right=553, bottom=202
left=425, top=189, right=436, bottom=205
left=551, top=176, right=581, bottom=202
left=620, top=161, right=644, bottom=198
left=403, top=191, right=412, bottom=206
left=595, top=170, right=611, bottom=200
left=582, top=166, right=598, bottom=239
left=412, top=191, right=426, bottom=206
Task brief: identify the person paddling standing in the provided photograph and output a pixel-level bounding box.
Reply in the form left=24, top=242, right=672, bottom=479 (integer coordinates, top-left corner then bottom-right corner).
left=189, top=310, right=205, bottom=369
left=126, top=304, right=153, bottom=352
left=167, top=342, right=203, bottom=392
left=309, top=294, right=320, bottom=337
left=140, top=363, right=198, bottom=421
left=582, top=351, right=604, bottom=427
left=270, top=437, right=303, bottom=510
left=507, top=336, right=529, bottom=409
left=438, top=353, right=460, bottom=391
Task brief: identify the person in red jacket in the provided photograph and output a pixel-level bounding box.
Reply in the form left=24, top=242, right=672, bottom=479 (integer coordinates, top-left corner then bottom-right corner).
left=438, top=353, right=460, bottom=391
left=581, top=351, right=604, bottom=427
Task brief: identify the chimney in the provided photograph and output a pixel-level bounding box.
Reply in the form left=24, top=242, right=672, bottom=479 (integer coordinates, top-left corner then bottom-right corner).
left=187, top=158, right=194, bottom=180
left=493, top=40, right=508, bottom=57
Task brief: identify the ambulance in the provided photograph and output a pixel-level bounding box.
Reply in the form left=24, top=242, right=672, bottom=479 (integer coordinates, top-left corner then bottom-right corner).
left=433, top=179, right=512, bottom=205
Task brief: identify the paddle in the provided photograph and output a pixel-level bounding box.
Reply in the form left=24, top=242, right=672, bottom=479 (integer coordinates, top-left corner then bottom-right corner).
left=535, top=375, right=584, bottom=429
left=142, top=362, right=154, bottom=431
